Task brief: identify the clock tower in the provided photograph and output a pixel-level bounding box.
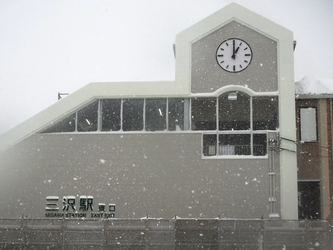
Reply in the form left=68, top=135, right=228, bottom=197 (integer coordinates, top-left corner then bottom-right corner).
left=174, top=3, right=297, bottom=219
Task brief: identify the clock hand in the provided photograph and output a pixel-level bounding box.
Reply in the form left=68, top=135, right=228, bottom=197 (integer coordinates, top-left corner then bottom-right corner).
left=232, top=45, right=241, bottom=60
left=234, top=46, right=240, bottom=54
left=233, top=39, right=235, bottom=54
left=232, top=39, right=236, bottom=59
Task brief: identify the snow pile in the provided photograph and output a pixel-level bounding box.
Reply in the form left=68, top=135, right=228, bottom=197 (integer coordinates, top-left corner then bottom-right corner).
left=295, top=76, right=333, bottom=95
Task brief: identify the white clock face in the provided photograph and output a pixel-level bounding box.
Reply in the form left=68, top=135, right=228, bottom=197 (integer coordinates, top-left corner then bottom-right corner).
left=216, top=38, right=253, bottom=73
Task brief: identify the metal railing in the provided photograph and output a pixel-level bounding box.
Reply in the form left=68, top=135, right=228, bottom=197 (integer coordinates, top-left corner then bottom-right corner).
left=0, top=218, right=331, bottom=249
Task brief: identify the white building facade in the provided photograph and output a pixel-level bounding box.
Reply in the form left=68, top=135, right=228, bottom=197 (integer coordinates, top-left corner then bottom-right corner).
left=0, top=4, right=297, bottom=219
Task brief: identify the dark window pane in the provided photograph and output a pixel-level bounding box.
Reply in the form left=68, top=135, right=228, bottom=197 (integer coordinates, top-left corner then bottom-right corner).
left=101, top=99, right=121, bottom=131
left=41, top=113, right=76, bottom=133
left=191, top=98, right=216, bottom=130
left=219, top=92, right=250, bottom=130
left=77, top=101, right=98, bottom=132
left=219, top=134, right=251, bottom=155
left=203, top=134, right=217, bottom=156
left=253, top=134, right=267, bottom=156
left=168, top=98, right=190, bottom=131
left=145, top=99, right=167, bottom=131
left=298, top=181, right=321, bottom=219
left=122, top=99, right=144, bottom=131
left=253, top=96, right=278, bottom=130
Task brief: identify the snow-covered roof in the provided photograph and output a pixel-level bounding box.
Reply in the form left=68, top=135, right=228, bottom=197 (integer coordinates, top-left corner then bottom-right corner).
left=295, top=76, right=333, bottom=95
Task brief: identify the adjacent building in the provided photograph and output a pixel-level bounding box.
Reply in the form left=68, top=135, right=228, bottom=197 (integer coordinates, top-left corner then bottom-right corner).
left=0, top=3, right=298, bottom=220
left=296, top=76, right=333, bottom=220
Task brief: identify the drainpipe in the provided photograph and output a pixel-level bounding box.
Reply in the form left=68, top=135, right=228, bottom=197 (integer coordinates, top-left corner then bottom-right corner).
left=268, top=137, right=279, bottom=219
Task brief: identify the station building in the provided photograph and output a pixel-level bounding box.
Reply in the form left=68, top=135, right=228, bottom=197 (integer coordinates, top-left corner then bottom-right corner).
left=0, top=3, right=298, bottom=220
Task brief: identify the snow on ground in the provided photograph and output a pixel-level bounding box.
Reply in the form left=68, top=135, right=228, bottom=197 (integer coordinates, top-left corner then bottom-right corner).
left=295, top=76, right=333, bottom=95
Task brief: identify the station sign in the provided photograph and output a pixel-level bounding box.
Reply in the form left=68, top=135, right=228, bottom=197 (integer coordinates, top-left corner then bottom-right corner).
left=45, top=195, right=115, bottom=218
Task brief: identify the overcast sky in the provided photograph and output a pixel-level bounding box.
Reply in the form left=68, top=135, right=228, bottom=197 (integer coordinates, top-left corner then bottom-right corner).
left=1, top=0, right=333, bottom=135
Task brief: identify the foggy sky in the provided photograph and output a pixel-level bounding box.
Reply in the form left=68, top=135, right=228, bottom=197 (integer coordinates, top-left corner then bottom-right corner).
left=1, top=0, right=333, bottom=135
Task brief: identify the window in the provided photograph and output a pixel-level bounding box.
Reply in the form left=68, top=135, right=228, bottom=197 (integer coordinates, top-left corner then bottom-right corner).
left=202, top=92, right=278, bottom=157
left=40, top=93, right=277, bottom=158
left=168, top=98, right=190, bottom=131
left=101, top=99, right=121, bottom=131
left=219, top=92, right=250, bottom=130
left=253, top=96, right=278, bottom=130
left=219, top=134, right=251, bottom=155
left=122, top=99, right=144, bottom=131
left=298, top=181, right=321, bottom=219
left=41, top=113, right=76, bottom=133
left=41, top=98, right=191, bottom=134
left=77, top=101, right=98, bottom=132
left=253, top=134, right=267, bottom=156
left=203, top=134, right=217, bottom=156
left=191, top=97, right=216, bottom=130
left=203, top=133, right=268, bottom=157
left=300, top=107, right=317, bottom=142
left=145, top=99, right=167, bottom=131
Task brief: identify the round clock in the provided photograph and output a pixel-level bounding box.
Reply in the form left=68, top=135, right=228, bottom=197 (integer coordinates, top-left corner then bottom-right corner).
left=216, top=38, right=253, bottom=73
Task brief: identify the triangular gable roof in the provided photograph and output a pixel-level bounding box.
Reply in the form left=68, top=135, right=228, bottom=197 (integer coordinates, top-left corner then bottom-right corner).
left=175, top=2, right=294, bottom=89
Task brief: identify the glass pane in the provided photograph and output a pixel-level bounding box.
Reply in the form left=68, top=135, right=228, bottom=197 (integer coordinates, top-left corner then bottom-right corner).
left=41, top=113, right=76, bottom=133
left=219, top=134, right=251, bottom=155
left=300, top=108, right=317, bottom=142
left=122, top=99, right=144, bottom=131
left=253, top=96, right=278, bottom=130
left=298, top=181, right=321, bottom=219
left=191, top=97, right=216, bottom=130
left=253, top=134, right=267, bottom=156
left=168, top=98, right=190, bottom=131
left=77, top=101, right=98, bottom=132
left=203, top=134, right=217, bottom=156
left=145, top=99, right=167, bottom=131
left=219, top=92, right=250, bottom=130
left=101, top=99, right=121, bottom=131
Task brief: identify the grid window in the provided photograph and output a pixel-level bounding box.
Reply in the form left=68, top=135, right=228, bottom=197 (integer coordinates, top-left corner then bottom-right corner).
left=253, top=96, right=278, bottom=130
left=101, top=99, right=121, bottom=131
left=203, top=134, right=217, bottom=156
left=145, top=99, right=167, bottom=131
left=219, top=134, right=251, bottom=155
left=41, top=113, right=76, bottom=133
left=122, top=99, right=144, bottom=131
left=168, top=98, right=190, bottom=131
left=253, top=134, right=267, bottom=156
left=77, top=101, right=98, bottom=132
left=191, top=98, right=217, bottom=131
left=219, top=92, right=250, bottom=131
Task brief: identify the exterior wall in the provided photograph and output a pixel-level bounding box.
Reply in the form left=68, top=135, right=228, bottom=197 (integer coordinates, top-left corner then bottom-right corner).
left=191, top=21, right=277, bottom=93
left=296, top=98, right=333, bottom=219
left=0, top=132, right=279, bottom=219
left=296, top=99, right=321, bottom=180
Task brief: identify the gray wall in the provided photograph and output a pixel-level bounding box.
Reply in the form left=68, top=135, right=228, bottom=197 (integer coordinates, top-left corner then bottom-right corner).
left=191, top=21, right=278, bottom=93
left=0, top=132, right=279, bottom=219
